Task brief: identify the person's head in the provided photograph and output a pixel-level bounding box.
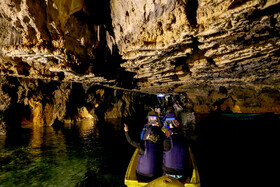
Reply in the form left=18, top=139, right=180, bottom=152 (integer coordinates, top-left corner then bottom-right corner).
left=165, top=120, right=181, bottom=137
left=164, top=112, right=176, bottom=128
left=148, top=114, right=157, bottom=122
left=147, top=111, right=161, bottom=126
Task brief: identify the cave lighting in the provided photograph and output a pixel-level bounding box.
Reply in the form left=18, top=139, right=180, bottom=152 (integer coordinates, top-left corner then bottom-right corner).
left=156, top=93, right=165, bottom=98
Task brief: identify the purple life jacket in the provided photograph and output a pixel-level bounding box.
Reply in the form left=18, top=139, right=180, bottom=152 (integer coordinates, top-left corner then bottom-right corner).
left=142, top=125, right=153, bottom=140
left=163, top=135, right=187, bottom=170
left=136, top=141, right=161, bottom=177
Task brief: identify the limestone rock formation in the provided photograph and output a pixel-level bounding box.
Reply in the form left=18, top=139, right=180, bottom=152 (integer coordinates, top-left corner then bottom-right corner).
left=76, top=106, right=95, bottom=120
left=0, top=0, right=279, bottom=93
left=111, top=0, right=280, bottom=93
left=0, top=76, right=145, bottom=131
left=0, top=0, right=120, bottom=86
left=0, top=0, right=279, bottom=120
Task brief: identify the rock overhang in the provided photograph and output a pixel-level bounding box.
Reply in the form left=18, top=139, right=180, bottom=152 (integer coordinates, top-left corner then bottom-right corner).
left=0, top=0, right=279, bottom=95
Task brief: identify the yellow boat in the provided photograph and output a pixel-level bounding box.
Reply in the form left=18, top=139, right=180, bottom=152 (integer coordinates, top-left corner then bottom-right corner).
left=124, top=147, right=200, bottom=187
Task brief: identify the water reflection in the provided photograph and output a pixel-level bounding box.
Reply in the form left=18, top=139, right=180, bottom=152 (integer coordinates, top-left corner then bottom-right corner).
left=30, top=125, right=44, bottom=149
left=75, top=119, right=98, bottom=139
left=30, top=125, right=67, bottom=156
left=0, top=135, right=6, bottom=149
left=0, top=119, right=129, bottom=187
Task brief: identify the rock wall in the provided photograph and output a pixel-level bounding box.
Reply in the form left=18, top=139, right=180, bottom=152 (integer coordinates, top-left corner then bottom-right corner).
left=85, top=86, right=144, bottom=120
left=0, top=76, right=72, bottom=128
left=0, top=76, right=144, bottom=133
left=181, top=85, right=280, bottom=113
left=0, top=0, right=278, bottom=94
left=111, top=0, right=280, bottom=93
left=0, top=0, right=279, bottom=126
left=0, top=0, right=136, bottom=88
left=0, top=75, right=279, bottom=137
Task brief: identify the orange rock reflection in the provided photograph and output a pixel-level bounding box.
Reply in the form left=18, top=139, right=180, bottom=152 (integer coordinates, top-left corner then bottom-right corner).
left=76, top=119, right=98, bottom=139
left=30, top=126, right=66, bottom=154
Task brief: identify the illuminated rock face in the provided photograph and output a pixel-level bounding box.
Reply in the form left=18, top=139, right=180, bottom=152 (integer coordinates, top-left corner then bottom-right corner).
left=0, top=77, right=144, bottom=128
left=111, top=0, right=280, bottom=93
left=182, top=85, right=280, bottom=114
left=0, top=0, right=279, bottom=119
left=0, top=0, right=121, bottom=86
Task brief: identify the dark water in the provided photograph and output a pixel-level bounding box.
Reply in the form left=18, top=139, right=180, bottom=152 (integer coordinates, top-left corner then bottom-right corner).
left=0, top=119, right=134, bottom=187
left=1, top=114, right=279, bottom=187
left=193, top=113, right=280, bottom=187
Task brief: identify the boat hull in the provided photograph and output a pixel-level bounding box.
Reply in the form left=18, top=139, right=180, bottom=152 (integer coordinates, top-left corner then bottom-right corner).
left=124, top=147, right=200, bottom=187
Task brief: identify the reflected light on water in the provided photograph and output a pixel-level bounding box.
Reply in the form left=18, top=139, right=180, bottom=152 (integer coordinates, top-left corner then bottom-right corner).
left=30, top=125, right=68, bottom=155
left=76, top=119, right=98, bottom=139
left=30, top=125, right=44, bottom=149
left=0, top=118, right=130, bottom=187
left=0, top=135, right=6, bottom=149
left=0, top=119, right=98, bottom=186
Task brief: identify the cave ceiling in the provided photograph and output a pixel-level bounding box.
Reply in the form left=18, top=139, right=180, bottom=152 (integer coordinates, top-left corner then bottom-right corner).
left=0, top=0, right=279, bottom=94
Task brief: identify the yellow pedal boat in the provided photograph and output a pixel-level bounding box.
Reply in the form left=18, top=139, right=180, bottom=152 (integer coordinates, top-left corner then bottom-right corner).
left=124, top=147, right=200, bottom=187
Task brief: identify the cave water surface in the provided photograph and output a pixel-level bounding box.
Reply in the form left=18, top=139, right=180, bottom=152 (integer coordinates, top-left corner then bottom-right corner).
left=0, top=109, right=279, bottom=187
left=0, top=119, right=134, bottom=187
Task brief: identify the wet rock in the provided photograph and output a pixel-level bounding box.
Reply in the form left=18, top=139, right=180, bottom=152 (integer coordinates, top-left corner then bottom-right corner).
left=29, top=97, right=44, bottom=127
left=76, top=106, right=96, bottom=121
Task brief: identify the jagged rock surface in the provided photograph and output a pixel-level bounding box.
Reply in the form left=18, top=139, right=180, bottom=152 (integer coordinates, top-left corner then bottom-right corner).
left=0, top=0, right=126, bottom=87
left=0, top=76, right=145, bottom=130
left=111, top=0, right=280, bottom=93
left=0, top=0, right=279, bottom=116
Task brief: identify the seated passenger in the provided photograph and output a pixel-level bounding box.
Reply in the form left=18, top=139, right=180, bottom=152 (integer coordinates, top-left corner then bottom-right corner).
left=163, top=120, right=189, bottom=180
left=140, top=111, right=162, bottom=140
left=124, top=124, right=164, bottom=182
left=163, top=108, right=176, bottom=129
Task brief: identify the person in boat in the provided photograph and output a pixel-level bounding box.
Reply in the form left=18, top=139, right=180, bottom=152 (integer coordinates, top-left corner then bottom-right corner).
left=162, top=107, right=176, bottom=129
left=124, top=123, right=164, bottom=182
left=140, top=110, right=162, bottom=140
left=162, top=119, right=189, bottom=180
